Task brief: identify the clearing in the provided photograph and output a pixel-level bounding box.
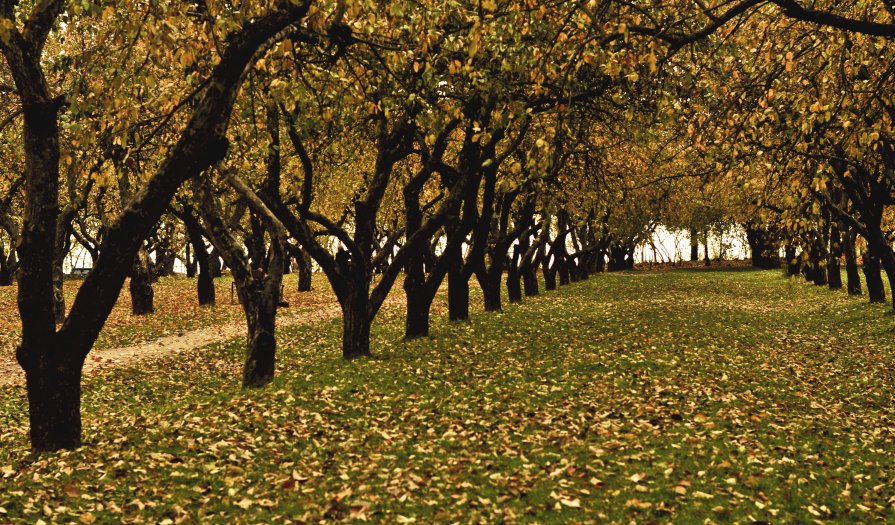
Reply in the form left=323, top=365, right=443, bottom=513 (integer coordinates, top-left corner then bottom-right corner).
left=1, top=269, right=894, bottom=523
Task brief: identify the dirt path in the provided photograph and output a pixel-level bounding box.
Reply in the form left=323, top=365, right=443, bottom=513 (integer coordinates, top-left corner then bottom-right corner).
left=0, top=304, right=344, bottom=387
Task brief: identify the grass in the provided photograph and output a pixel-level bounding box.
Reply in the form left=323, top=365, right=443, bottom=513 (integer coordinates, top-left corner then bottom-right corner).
left=1, top=268, right=895, bottom=523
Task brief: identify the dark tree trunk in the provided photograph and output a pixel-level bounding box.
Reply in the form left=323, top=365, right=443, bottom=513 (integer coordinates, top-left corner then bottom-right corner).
left=242, top=288, right=278, bottom=388
left=185, top=240, right=196, bottom=278
left=405, top=287, right=433, bottom=339
left=0, top=246, right=15, bottom=286
left=827, top=223, right=842, bottom=290
left=481, top=268, right=502, bottom=312
left=864, top=252, right=886, bottom=303
left=881, top=249, right=895, bottom=312
left=522, top=247, right=540, bottom=297
left=342, top=288, right=371, bottom=359
left=210, top=250, right=223, bottom=278
left=129, top=248, right=154, bottom=315
left=20, top=350, right=84, bottom=451
left=746, top=224, right=780, bottom=269
left=690, top=229, right=699, bottom=262
left=52, top=256, right=65, bottom=323
left=448, top=266, right=470, bottom=321
left=197, top=262, right=215, bottom=306
left=785, top=245, right=800, bottom=276
left=297, top=249, right=312, bottom=291
left=558, top=256, right=570, bottom=285
left=522, top=270, right=539, bottom=296
left=543, top=253, right=557, bottom=291
left=183, top=208, right=215, bottom=305
left=703, top=231, right=711, bottom=267
left=507, top=266, right=522, bottom=304
left=843, top=232, right=862, bottom=295
left=403, top=226, right=431, bottom=338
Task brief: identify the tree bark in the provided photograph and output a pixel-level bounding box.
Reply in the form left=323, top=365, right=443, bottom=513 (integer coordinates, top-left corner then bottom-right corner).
left=342, top=287, right=372, bottom=359
left=690, top=229, right=699, bottom=262
left=20, top=349, right=84, bottom=451
left=129, top=248, right=155, bottom=315
left=843, top=231, right=862, bottom=295
left=507, top=253, right=523, bottom=304
left=404, top=286, right=433, bottom=339
left=0, top=245, right=15, bottom=286
left=522, top=244, right=541, bottom=297
left=827, top=223, right=842, bottom=290
left=864, top=252, right=886, bottom=303
left=242, top=285, right=278, bottom=387
left=297, top=249, right=312, bottom=291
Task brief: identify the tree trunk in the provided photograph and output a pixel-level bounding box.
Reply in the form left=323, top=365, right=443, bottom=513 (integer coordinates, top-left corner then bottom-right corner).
left=185, top=240, right=196, bottom=278
left=785, top=245, right=800, bottom=276
left=843, top=232, right=862, bottom=295
left=52, top=257, right=65, bottom=323
left=827, top=223, right=842, bottom=290
left=403, top=233, right=432, bottom=338
left=543, top=256, right=557, bottom=291
left=703, top=231, right=711, bottom=267
left=522, top=251, right=540, bottom=297
left=183, top=210, right=215, bottom=305
left=129, top=248, right=154, bottom=315
left=558, top=256, right=571, bottom=285
left=507, top=248, right=522, bottom=304
left=342, top=289, right=372, bottom=359
left=881, top=249, right=895, bottom=312
left=447, top=266, right=470, bottom=321
left=210, top=251, right=223, bottom=278
left=690, top=229, right=699, bottom=262
left=242, top=290, right=277, bottom=388
left=405, top=287, right=433, bottom=339
left=296, top=249, right=312, bottom=291
left=0, top=245, right=14, bottom=286
left=864, top=252, right=886, bottom=303
left=481, top=269, right=502, bottom=312
left=19, top=348, right=84, bottom=451
left=811, top=250, right=827, bottom=287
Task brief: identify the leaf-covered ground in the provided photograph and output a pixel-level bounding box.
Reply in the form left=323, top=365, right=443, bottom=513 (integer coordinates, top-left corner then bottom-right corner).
left=0, top=275, right=335, bottom=370
left=1, top=268, right=894, bottom=523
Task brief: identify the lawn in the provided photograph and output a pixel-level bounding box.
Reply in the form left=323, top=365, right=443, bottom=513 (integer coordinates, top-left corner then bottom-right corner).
left=1, top=268, right=894, bottom=523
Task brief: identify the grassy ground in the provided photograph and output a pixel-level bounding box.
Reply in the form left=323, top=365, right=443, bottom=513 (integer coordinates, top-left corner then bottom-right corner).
left=1, top=268, right=894, bottom=523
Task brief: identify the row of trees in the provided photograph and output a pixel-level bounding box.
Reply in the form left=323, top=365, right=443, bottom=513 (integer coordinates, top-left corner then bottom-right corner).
left=1, top=0, right=894, bottom=451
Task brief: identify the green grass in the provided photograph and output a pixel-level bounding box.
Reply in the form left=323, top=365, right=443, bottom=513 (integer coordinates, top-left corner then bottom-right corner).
left=1, top=268, right=895, bottom=523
